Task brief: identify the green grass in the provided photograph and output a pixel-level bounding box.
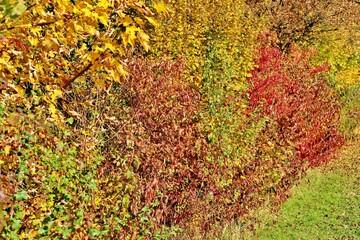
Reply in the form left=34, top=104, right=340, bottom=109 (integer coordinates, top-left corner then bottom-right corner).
left=218, top=139, right=360, bottom=240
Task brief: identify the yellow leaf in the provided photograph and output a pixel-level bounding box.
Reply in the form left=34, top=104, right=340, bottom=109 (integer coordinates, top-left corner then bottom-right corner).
left=36, top=64, right=44, bottom=75
left=85, top=25, right=98, bottom=36
left=28, top=37, right=39, bottom=46
left=138, top=30, right=150, bottom=51
left=0, top=58, right=8, bottom=65
left=145, top=16, right=159, bottom=27
left=0, top=52, right=10, bottom=63
left=49, top=104, right=57, bottom=115
left=122, top=26, right=139, bottom=47
left=30, top=27, right=42, bottom=35
left=51, top=89, right=63, bottom=102
left=116, top=63, right=128, bottom=76
left=34, top=5, right=47, bottom=16
left=31, top=219, right=41, bottom=226
left=105, top=43, right=115, bottom=52
left=134, top=17, right=145, bottom=28
left=120, top=15, right=133, bottom=27
left=153, top=2, right=167, bottom=14
left=15, top=24, right=31, bottom=28
left=98, top=14, right=108, bottom=26
left=48, top=51, right=55, bottom=58
left=80, top=43, right=87, bottom=51
left=82, top=7, right=93, bottom=17
left=77, top=76, right=86, bottom=83
left=87, top=51, right=101, bottom=61
left=94, top=196, right=101, bottom=206
left=14, top=86, right=25, bottom=96
left=74, top=23, right=84, bottom=31
left=93, top=46, right=104, bottom=53
left=4, top=145, right=11, bottom=155
left=94, top=78, right=106, bottom=88
left=109, top=70, right=120, bottom=82
left=98, top=0, right=110, bottom=9
left=48, top=103, right=62, bottom=123
left=42, top=38, right=58, bottom=48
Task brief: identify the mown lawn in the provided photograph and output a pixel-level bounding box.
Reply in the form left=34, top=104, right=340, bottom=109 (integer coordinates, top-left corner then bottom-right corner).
left=218, top=139, right=360, bottom=240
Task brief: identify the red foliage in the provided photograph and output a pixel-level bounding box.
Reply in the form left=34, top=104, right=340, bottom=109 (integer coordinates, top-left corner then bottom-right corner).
left=247, top=41, right=343, bottom=168
left=0, top=36, right=27, bottom=55
left=126, top=58, right=208, bottom=225
left=93, top=57, right=213, bottom=235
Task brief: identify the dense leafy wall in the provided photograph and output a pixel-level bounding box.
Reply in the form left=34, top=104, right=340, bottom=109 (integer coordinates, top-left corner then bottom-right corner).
left=0, top=0, right=356, bottom=239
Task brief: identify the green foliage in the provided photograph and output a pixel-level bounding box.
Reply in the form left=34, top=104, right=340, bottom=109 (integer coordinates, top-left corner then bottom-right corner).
left=308, top=22, right=360, bottom=139
left=0, top=93, right=105, bottom=238
left=0, top=0, right=26, bottom=19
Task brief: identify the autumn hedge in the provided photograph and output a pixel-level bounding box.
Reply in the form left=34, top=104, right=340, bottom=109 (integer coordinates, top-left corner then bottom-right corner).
left=1, top=0, right=358, bottom=239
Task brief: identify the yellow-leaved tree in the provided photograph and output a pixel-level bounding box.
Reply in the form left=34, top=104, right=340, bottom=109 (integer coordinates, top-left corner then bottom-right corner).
left=0, top=0, right=161, bottom=122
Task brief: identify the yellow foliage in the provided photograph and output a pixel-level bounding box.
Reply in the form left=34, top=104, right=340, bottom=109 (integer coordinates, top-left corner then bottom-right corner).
left=0, top=0, right=160, bottom=93
left=4, top=145, right=11, bottom=155
left=0, top=0, right=164, bottom=126
left=150, top=0, right=260, bottom=87
left=310, top=26, right=360, bottom=92
left=153, top=2, right=167, bottom=15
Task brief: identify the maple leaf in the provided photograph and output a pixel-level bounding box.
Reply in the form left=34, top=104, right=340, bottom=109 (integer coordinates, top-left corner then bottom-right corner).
left=138, top=30, right=150, bottom=51
left=122, top=26, right=140, bottom=47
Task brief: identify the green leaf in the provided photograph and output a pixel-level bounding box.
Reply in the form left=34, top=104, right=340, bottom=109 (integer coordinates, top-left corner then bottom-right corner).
left=38, top=227, right=47, bottom=235
left=76, top=209, right=84, bottom=218
left=9, top=1, right=27, bottom=19
left=140, top=216, right=149, bottom=223
left=88, top=228, right=102, bottom=237
left=0, top=105, right=5, bottom=116
left=11, top=219, right=22, bottom=230
left=59, top=228, right=71, bottom=239
left=15, top=190, right=28, bottom=201
left=66, top=117, right=74, bottom=124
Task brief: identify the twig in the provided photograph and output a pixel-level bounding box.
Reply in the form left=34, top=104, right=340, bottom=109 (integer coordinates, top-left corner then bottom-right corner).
left=62, top=63, right=93, bottom=88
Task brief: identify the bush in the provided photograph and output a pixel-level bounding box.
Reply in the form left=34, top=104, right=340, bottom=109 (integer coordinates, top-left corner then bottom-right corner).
left=247, top=36, right=343, bottom=171
left=65, top=57, right=208, bottom=238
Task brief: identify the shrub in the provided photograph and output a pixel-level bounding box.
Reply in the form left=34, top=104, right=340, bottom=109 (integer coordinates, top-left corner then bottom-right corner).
left=0, top=92, right=105, bottom=239
left=247, top=36, right=344, bottom=170
left=65, top=57, right=208, bottom=238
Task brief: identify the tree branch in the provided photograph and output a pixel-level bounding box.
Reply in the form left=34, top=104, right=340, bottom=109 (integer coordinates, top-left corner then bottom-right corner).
left=62, top=63, right=93, bottom=88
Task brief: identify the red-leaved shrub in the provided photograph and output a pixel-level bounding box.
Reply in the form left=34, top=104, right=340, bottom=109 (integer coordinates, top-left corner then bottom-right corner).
left=247, top=39, right=343, bottom=170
